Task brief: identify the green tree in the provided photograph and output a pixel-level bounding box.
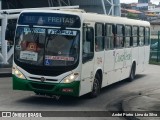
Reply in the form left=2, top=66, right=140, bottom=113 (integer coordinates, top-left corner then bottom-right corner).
left=126, top=13, right=138, bottom=19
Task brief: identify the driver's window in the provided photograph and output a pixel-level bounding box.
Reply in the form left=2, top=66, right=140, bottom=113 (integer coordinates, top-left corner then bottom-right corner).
left=82, top=26, right=94, bottom=62
left=83, top=27, right=94, bottom=53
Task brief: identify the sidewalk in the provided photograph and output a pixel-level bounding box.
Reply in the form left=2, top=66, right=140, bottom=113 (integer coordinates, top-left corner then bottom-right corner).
left=122, top=89, right=160, bottom=120
left=0, top=68, right=12, bottom=77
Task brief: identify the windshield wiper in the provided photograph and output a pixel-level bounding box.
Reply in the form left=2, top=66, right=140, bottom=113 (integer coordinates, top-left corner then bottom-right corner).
left=29, top=25, right=39, bottom=44
left=45, top=29, right=53, bottom=47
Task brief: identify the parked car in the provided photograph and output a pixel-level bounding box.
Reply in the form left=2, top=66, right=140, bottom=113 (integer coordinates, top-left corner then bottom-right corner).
left=150, top=42, right=158, bottom=50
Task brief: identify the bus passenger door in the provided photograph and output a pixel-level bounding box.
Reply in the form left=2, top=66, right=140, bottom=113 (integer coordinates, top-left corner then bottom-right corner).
left=80, top=26, right=94, bottom=96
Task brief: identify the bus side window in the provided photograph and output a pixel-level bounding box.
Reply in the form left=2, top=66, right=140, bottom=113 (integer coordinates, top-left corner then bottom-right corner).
left=82, top=27, right=94, bottom=63
left=145, top=27, right=150, bottom=45
left=105, top=24, right=114, bottom=50
left=133, top=26, right=138, bottom=47
left=139, top=27, right=145, bottom=46
left=95, top=23, right=104, bottom=52
left=125, top=25, right=131, bottom=48
left=115, top=25, right=124, bottom=48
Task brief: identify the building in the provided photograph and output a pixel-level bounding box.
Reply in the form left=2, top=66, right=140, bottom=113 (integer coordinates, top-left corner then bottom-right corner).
left=138, top=0, right=150, bottom=3
left=148, top=3, right=156, bottom=10
left=137, top=3, right=148, bottom=11
left=130, top=3, right=138, bottom=10
left=147, top=8, right=160, bottom=16
left=121, top=8, right=142, bottom=16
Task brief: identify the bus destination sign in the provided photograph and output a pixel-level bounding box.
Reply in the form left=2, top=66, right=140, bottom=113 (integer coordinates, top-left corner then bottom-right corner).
left=18, top=13, right=81, bottom=28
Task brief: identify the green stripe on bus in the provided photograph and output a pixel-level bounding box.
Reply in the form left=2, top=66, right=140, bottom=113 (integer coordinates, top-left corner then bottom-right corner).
left=12, top=75, right=80, bottom=97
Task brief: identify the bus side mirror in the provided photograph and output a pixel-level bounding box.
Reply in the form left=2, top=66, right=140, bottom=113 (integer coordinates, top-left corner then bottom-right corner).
left=5, top=23, right=16, bottom=42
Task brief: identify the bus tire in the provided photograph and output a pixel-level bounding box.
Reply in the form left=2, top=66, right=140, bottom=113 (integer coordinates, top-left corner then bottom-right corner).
left=89, top=74, right=101, bottom=98
left=34, top=92, right=45, bottom=96
left=128, top=63, right=136, bottom=82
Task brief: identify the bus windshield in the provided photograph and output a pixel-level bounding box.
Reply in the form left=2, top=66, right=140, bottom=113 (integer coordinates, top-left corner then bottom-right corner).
left=14, top=26, right=80, bottom=66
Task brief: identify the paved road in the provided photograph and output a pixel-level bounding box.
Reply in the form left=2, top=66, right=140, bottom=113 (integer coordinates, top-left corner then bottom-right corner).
left=0, top=65, right=160, bottom=120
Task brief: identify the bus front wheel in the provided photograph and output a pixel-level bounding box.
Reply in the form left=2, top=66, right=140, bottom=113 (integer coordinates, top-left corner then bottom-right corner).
left=89, top=74, right=101, bottom=98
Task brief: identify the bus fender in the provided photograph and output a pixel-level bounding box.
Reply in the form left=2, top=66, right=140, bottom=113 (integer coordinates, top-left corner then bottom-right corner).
left=93, top=68, right=103, bottom=87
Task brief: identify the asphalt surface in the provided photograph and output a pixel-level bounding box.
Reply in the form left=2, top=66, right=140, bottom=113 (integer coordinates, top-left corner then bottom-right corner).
left=0, top=65, right=160, bottom=120
left=122, top=65, right=160, bottom=120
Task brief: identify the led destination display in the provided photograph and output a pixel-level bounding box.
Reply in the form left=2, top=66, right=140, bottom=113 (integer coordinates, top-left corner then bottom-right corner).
left=18, top=13, right=81, bottom=28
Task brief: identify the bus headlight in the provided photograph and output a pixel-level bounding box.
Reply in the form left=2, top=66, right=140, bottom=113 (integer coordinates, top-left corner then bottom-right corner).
left=62, top=73, right=79, bottom=83
left=12, top=67, right=26, bottom=79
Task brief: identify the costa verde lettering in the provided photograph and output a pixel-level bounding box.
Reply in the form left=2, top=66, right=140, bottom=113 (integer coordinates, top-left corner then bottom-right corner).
left=115, top=52, right=132, bottom=63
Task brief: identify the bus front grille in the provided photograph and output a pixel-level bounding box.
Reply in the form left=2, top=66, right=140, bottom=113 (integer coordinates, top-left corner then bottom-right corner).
left=31, top=83, right=54, bottom=90
left=29, top=77, right=58, bottom=82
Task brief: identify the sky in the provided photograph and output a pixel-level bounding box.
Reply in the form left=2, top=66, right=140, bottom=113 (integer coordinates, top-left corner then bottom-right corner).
left=120, top=0, right=159, bottom=5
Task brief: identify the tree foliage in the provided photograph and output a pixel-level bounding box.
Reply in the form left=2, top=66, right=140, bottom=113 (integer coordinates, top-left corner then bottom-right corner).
left=126, top=13, right=138, bottom=19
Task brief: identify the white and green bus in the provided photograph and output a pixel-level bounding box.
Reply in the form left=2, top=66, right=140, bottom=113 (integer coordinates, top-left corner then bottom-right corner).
left=11, top=9, right=150, bottom=97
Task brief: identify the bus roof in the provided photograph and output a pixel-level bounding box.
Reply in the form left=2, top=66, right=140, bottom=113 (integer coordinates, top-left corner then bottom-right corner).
left=81, top=13, right=150, bottom=27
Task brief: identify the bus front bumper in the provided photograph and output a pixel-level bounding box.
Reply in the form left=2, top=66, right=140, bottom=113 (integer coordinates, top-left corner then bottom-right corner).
left=12, top=75, right=80, bottom=97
